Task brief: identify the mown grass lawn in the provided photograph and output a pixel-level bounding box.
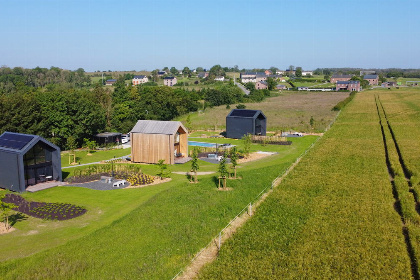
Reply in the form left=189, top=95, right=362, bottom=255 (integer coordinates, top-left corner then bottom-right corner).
left=0, top=136, right=316, bottom=279
left=61, top=147, right=131, bottom=168
left=198, top=90, right=413, bottom=279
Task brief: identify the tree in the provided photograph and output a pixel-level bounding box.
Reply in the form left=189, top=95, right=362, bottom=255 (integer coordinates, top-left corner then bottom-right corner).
left=218, top=155, right=228, bottom=189
left=269, top=66, right=279, bottom=74
left=230, top=146, right=239, bottom=179
left=324, top=75, right=331, bottom=82
left=289, top=65, right=295, bottom=71
left=83, top=138, right=97, bottom=155
left=170, top=67, right=178, bottom=76
left=266, top=77, right=276, bottom=90
left=209, top=65, right=225, bottom=80
left=245, top=82, right=255, bottom=91
left=196, top=67, right=204, bottom=72
left=156, top=159, right=170, bottom=179
left=182, top=67, right=191, bottom=76
left=190, top=148, right=199, bottom=183
left=242, top=133, right=252, bottom=157
left=0, top=193, right=17, bottom=232
left=309, top=116, right=315, bottom=128
left=295, top=67, right=302, bottom=77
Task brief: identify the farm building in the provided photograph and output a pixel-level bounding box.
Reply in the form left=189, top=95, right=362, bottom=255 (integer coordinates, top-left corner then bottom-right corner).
left=226, top=109, right=267, bottom=139
left=0, top=132, right=62, bottom=192
left=105, top=79, right=117, bottom=86
left=130, top=120, right=188, bottom=164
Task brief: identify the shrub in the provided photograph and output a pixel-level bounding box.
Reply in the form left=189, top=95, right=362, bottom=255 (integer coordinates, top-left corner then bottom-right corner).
left=127, top=174, right=154, bottom=186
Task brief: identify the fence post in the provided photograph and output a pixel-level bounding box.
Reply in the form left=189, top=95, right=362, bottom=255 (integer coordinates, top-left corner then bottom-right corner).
left=248, top=203, right=253, bottom=216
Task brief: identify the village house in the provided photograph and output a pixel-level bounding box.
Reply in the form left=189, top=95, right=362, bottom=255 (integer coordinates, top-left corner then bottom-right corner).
left=164, top=76, right=177, bottom=86
left=382, top=81, right=397, bottom=87
left=157, top=71, right=166, bottom=77
left=256, top=81, right=268, bottom=90
left=330, top=74, right=353, bottom=83
left=256, top=72, right=267, bottom=82
left=105, top=79, right=117, bottom=86
left=264, top=70, right=272, bottom=76
left=336, top=80, right=361, bottom=91
left=302, top=71, right=313, bottom=76
left=214, top=76, right=225, bottom=81
left=132, top=75, right=148, bottom=85
left=364, top=74, right=379, bottom=85
left=198, top=72, right=209, bottom=79
left=240, top=72, right=257, bottom=83
left=276, top=84, right=288, bottom=90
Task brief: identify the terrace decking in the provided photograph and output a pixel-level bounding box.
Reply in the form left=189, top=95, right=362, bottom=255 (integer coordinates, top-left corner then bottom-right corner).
left=26, top=181, right=68, bottom=192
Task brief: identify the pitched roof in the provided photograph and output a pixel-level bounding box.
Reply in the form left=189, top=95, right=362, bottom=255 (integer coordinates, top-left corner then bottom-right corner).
left=133, top=75, right=146, bottom=79
left=337, top=80, right=360, bottom=84
left=227, top=109, right=266, bottom=119
left=164, top=76, right=176, bottom=80
left=0, top=132, right=59, bottom=154
left=106, top=79, right=117, bottom=82
left=130, top=120, right=187, bottom=135
left=331, top=75, right=353, bottom=79
left=364, top=75, right=378, bottom=79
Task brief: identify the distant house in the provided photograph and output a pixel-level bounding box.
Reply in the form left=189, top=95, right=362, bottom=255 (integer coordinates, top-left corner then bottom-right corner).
left=360, top=70, right=376, bottom=76
left=240, top=72, right=257, bottom=83
left=226, top=109, right=267, bottom=139
left=285, top=69, right=296, bottom=76
left=256, top=81, right=268, bottom=90
left=382, top=81, right=397, bottom=87
left=164, top=76, right=177, bottom=86
left=214, top=76, right=225, bottom=81
left=336, top=80, right=361, bottom=91
left=364, top=74, right=379, bottom=85
left=132, top=75, right=149, bottom=85
left=0, top=132, right=62, bottom=192
left=158, top=71, right=166, bottom=76
left=268, top=74, right=284, bottom=81
left=330, top=75, right=353, bottom=83
left=198, top=72, right=209, bottom=79
left=264, top=70, right=272, bottom=76
left=276, top=84, right=288, bottom=90
left=256, top=72, right=267, bottom=82
left=130, top=120, right=188, bottom=164
left=276, top=70, right=285, bottom=75
left=105, top=79, right=117, bottom=86
left=302, top=71, right=313, bottom=76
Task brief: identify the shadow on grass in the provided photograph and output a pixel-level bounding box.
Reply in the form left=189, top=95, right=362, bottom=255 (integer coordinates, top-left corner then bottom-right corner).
left=62, top=171, right=71, bottom=180
left=9, top=212, right=27, bottom=226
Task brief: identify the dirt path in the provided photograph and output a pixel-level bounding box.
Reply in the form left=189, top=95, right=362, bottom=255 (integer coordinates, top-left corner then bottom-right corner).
left=175, top=153, right=304, bottom=280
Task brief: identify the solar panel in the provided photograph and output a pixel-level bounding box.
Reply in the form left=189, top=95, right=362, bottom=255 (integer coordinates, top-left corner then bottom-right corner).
left=229, top=110, right=258, bottom=118
left=0, top=132, right=34, bottom=150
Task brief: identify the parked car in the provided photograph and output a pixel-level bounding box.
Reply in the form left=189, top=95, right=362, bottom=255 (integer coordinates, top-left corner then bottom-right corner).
left=121, top=138, right=129, bottom=144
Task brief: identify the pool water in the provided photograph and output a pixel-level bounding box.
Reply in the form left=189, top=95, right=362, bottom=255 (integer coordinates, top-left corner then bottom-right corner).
left=188, top=141, right=217, bottom=148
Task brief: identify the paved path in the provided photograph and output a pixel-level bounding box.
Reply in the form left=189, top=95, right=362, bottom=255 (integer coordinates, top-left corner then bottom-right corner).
left=62, top=155, right=130, bottom=169
left=173, top=171, right=215, bottom=175
left=234, top=81, right=250, bottom=95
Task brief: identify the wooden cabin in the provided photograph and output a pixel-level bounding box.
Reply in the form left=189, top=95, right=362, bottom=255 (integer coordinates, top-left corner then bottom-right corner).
left=130, top=120, right=188, bottom=164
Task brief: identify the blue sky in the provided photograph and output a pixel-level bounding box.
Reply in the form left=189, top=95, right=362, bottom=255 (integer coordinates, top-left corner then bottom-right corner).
left=1, top=0, right=419, bottom=71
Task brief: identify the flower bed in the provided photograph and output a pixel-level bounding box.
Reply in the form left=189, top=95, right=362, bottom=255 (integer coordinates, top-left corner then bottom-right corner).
left=127, top=174, right=154, bottom=186
left=2, top=194, right=87, bottom=221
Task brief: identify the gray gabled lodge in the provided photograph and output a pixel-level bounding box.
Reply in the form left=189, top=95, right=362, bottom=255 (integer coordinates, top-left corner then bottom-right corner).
left=0, top=132, right=62, bottom=192
left=226, top=109, right=267, bottom=139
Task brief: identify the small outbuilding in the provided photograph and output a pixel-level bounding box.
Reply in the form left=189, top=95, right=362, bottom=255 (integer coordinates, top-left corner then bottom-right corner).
left=0, top=132, right=62, bottom=192
left=130, top=120, right=188, bottom=164
left=226, top=109, right=267, bottom=139
left=94, top=132, right=122, bottom=146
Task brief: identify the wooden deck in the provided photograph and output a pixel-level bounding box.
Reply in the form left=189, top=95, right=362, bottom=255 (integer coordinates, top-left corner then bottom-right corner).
left=26, top=181, right=68, bottom=193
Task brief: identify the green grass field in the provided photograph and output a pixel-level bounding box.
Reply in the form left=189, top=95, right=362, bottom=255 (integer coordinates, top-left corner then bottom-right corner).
left=177, top=91, right=349, bottom=132
left=61, top=148, right=131, bottom=168
left=198, top=89, right=415, bottom=279
left=0, top=136, right=316, bottom=279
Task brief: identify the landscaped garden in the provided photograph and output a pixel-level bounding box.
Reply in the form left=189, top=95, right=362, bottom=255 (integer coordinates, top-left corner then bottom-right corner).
left=0, top=135, right=317, bottom=279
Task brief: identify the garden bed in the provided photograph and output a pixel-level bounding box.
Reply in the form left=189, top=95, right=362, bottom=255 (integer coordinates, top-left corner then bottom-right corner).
left=2, top=194, right=87, bottom=221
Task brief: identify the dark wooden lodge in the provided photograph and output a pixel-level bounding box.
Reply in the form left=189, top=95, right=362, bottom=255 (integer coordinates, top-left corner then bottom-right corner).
left=0, top=132, right=62, bottom=192
left=226, top=109, right=267, bottom=139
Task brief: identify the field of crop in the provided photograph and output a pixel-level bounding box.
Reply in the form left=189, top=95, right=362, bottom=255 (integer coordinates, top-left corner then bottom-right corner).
left=198, top=89, right=415, bottom=279
left=177, top=91, right=349, bottom=132
left=0, top=136, right=316, bottom=279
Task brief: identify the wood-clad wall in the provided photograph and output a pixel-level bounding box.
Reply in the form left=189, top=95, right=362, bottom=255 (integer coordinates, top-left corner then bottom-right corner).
left=131, top=133, right=173, bottom=164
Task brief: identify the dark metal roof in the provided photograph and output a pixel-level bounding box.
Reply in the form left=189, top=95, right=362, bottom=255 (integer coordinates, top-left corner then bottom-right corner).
left=95, top=132, right=122, bottom=138
left=164, top=76, right=176, bottom=80
left=337, top=80, right=360, bottom=84
left=0, top=132, right=34, bottom=150
left=133, top=75, right=146, bottom=79
left=364, top=75, right=378, bottom=79
left=227, top=109, right=266, bottom=119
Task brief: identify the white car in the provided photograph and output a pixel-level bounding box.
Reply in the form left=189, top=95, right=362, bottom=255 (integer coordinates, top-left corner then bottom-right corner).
left=121, top=138, right=129, bottom=144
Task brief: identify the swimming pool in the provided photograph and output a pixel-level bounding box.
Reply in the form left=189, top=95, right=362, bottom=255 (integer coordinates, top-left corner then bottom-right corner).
left=188, top=141, right=217, bottom=148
